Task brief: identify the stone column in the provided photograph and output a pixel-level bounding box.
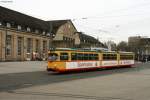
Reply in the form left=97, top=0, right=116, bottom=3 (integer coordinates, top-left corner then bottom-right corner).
left=1, top=30, right=6, bottom=61
left=46, top=39, right=49, bottom=58
left=13, top=33, right=17, bottom=61
left=39, top=38, right=43, bottom=59
left=32, top=38, right=36, bottom=53
left=33, top=38, right=37, bottom=60
left=23, top=37, right=27, bottom=60
left=0, top=30, right=2, bottom=61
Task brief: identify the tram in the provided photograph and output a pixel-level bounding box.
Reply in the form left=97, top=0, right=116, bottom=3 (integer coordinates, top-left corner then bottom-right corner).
left=47, top=48, right=135, bottom=72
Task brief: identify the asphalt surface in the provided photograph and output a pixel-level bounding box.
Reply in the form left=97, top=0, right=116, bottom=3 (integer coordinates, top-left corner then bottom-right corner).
left=0, top=61, right=150, bottom=100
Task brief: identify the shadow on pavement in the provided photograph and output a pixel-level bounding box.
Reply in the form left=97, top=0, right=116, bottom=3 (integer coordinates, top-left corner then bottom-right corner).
left=0, top=62, right=149, bottom=92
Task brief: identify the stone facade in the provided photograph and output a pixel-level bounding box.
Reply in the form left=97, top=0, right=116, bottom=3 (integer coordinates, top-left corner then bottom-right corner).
left=51, top=21, right=103, bottom=48
left=0, top=6, right=52, bottom=61
left=0, top=29, right=5, bottom=61
left=0, top=27, right=50, bottom=61
left=0, top=6, right=104, bottom=61
left=51, top=20, right=77, bottom=48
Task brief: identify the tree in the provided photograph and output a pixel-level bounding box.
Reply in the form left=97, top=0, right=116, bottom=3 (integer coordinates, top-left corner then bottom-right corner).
left=117, top=41, right=129, bottom=51
left=103, top=41, right=117, bottom=51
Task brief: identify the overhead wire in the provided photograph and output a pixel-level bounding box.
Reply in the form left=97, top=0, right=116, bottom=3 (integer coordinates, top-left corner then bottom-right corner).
left=72, top=1, right=150, bottom=21
left=72, top=1, right=150, bottom=42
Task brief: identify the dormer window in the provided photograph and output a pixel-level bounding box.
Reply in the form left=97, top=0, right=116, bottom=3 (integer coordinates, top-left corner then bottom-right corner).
left=17, top=25, right=21, bottom=30
left=35, top=29, right=39, bottom=33
left=27, top=27, right=31, bottom=32
left=6, top=23, right=11, bottom=28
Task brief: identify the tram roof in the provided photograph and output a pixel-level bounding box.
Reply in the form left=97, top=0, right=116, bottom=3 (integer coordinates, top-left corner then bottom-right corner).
left=49, top=48, right=112, bottom=53
left=49, top=48, right=134, bottom=54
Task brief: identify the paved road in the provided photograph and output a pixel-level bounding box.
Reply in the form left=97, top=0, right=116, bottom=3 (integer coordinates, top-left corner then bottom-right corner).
left=0, top=61, right=46, bottom=74
left=0, top=61, right=150, bottom=100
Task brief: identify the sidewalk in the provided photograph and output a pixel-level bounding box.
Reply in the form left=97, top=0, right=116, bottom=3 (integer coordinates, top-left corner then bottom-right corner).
left=0, top=61, right=47, bottom=74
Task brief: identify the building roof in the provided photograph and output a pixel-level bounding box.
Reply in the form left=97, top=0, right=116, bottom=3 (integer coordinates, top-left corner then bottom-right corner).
left=0, top=6, right=103, bottom=47
left=78, top=32, right=104, bottom=46
left=0, top=6, right=50, bottom=31
left=47, top=19, right=77, bottom=34
left=0, top=6, right=78, bottom=35
left=78, top=32, right=97, bottom=42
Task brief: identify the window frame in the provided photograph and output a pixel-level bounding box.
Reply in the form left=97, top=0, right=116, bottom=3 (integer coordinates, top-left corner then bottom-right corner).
left=6, top=35, right=12, bottom=56
left=71, top=52, right=99, bottom=61
left=17, top=37, right=22, bottom=55
left=120, top=54, right=134, bottom=60
left=103, top=53, right=117, bottom=60
left=60, top=52, right=69, bottom=61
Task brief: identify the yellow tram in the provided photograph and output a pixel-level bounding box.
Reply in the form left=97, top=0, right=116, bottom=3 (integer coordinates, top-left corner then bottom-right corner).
left=47, top=48, right=135, bottom=72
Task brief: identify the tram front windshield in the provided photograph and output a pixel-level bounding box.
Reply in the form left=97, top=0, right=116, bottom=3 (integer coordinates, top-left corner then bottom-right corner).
left=48, top=53, right=58, bottom=61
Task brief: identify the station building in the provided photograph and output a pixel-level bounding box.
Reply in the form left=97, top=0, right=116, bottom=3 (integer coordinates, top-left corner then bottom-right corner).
left=48, top=20, right=79, bottom=48
left=0, top=6, right=51, bottom=61
left=77, top=32, right=104, bottom=48
left=0, top=6, right=104, bottom=61
left=50, top=21, right=104, bottom=48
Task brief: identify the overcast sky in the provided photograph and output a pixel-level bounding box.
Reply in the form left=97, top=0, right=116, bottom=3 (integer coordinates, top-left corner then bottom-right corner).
left=1, top=0, right=150, bottom=43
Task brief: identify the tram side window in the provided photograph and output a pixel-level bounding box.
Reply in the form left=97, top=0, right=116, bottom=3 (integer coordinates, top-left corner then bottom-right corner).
left=120, top=55, right=123, bottom=60
left=103, top=54, right=107, bottom=60
left=90, top=54, right=99, bottom=60
left=103, top=54, right=109, bottom=60
left=60, top=53, right=69, bottom=60
left=82, top=53, right=98, bottom=60
left=95, top=54, right=99, bottom=60
left=71, top=53, right=77, bottom=60
left=71, top=53, right=84, bottom=60
left=77, top=53, right=83, bottom=60
left=89, top=54, right=93, bottom=60
left=71, top=53, right=99, bottom=61
left=84, top=54, right=89, bottom=60
left=71, top=53, right=89, bottom=60
left=111, top=54, right=117, bottom=60
left=103, top=54, right=117, bottom=60
left=120, top=55, right=133, bottom=60
left=129, top=55, right=134, bottom=59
